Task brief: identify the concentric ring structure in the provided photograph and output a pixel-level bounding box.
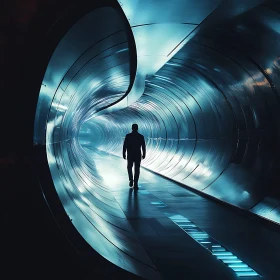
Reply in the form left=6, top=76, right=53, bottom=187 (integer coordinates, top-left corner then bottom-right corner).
left=34, top=0, right=280, bottom=279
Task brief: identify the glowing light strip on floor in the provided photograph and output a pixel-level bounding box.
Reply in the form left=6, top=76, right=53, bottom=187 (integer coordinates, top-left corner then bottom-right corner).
left=169, top=215, right=260, bottom=277
left=143, top=188, right=261, bottom=277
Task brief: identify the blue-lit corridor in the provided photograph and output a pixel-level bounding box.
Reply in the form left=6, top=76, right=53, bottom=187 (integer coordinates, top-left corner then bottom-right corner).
left=2, top=0, right=280, bottom=279
left=70, top=146, right=279, bottom=279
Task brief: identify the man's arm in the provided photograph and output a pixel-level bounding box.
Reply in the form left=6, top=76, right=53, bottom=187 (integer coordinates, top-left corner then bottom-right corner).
left=123, top=135, right=127, bottom=159
left=142, top=135, right=146, bottom=159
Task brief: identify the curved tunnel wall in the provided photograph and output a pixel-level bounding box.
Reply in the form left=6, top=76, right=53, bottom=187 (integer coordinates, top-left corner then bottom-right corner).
left=83, top=3, right=280, bottom=216
left=34, top=1, right=280, bottom=279
left=34, top=4, right=162, bottom=279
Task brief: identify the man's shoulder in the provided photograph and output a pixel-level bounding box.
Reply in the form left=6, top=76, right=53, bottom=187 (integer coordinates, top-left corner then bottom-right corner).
left=126, top=132, right=144, bottom=138
left=125, top=133, right=133, bottom=139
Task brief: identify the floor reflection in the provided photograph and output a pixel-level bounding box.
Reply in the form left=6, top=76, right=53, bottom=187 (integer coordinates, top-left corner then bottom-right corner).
left=127, top=188, right=140, bottom=215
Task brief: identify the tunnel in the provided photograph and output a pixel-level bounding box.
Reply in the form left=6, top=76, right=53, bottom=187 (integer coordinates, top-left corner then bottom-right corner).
left=28, top=0, right=280, bottom=279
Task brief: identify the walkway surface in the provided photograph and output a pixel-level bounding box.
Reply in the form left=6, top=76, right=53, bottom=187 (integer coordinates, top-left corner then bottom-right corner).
left=84, top=147, right=280, bottom=280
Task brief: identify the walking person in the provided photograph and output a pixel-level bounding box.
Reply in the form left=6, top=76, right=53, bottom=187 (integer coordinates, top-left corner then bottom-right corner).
left=123, top=124, right=146, bottom=190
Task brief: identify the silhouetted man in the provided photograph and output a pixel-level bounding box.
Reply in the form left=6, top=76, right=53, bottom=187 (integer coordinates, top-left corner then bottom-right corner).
left=123, top=124, right=146, bottom=189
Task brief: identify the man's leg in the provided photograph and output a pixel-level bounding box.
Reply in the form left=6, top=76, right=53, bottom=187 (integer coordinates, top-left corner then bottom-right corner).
left=134, top=160, right=141, bottom=188
left=127, top=159, right=133, bottom=187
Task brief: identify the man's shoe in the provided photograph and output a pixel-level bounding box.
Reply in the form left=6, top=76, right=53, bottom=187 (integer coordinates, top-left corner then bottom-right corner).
left=134, top=183, right=139, bottom=190
left=129, top=181, right=133, bottom=187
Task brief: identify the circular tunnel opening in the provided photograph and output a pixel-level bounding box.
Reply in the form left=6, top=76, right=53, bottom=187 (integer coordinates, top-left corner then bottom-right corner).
left=34, top=1, right=280, bottom=279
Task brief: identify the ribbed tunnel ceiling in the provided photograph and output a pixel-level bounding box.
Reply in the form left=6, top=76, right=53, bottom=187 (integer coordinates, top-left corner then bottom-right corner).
left=82, top=0, right=280, bottom=213
left=34, top=0, right=280, bottom=278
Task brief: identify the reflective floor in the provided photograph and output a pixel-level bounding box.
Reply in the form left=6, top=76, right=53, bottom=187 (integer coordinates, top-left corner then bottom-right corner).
left=81, top=146, right=280, bottom=279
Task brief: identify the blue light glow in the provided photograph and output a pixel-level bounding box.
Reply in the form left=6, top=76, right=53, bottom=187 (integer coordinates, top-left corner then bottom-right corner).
left=169, top=217, right=261, bottom=277
left=145, top=188, right=261, bottom=277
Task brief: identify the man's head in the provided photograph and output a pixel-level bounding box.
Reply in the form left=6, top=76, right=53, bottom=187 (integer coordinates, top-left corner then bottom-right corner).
left=132, top=123, right=138, bottom=131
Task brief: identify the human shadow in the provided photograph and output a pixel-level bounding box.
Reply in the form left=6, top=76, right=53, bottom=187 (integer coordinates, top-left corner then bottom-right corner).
left=127, top=188, right=140, bottom=217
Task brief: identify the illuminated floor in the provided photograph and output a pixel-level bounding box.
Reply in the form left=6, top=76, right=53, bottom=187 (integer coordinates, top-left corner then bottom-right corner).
left=84, top=147, right=280, bottom=279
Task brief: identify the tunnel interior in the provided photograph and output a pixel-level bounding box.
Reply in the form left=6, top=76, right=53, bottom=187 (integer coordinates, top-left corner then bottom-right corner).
left=34, top=0, right=280, bottom=278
